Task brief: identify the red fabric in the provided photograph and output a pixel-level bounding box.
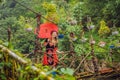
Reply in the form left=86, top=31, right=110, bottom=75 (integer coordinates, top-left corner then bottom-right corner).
left=42, top=48, right=58, bottom=66
left=37, top=22, right=58, bottom=38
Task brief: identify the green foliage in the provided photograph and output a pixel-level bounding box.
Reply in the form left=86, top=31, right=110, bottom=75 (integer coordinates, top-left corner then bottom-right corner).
left=102, top=0, right=120, bottom=26
left=0, top=45, right=76, bottom=80
left=0, top=73, right=6, bottom=80
left=60, top=68, right=74, bottom=76
left=98, top=20, right=110, bottom=37
left=0, top=0, right=120, bottom=79
left=42, top=2, right=60, bottom=23
left=73, top=2, right=85, bottom=23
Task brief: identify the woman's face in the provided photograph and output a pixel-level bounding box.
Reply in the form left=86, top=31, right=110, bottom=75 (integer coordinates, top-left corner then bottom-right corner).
left=52, top=31, right=58, bottom=37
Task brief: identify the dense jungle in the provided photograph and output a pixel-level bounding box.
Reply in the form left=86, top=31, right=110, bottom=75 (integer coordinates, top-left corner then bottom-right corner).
left=0, top=0, right=120, bottom=80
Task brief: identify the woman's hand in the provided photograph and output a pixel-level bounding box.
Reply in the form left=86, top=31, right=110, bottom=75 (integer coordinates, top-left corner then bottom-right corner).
left=56, top=50, right=64, bottom=54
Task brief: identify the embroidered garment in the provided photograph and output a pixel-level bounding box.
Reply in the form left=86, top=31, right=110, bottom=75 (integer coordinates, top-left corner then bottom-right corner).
left=43, top=39, right=58, bottom=66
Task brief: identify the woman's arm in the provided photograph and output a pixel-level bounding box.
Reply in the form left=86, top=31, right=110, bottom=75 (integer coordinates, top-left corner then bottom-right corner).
left=56, top=50, right=64, bottom=54
left=43, top=38, right=49, bottom=46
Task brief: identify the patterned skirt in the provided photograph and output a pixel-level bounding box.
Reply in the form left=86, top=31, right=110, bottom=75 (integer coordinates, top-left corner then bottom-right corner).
left=43, top=49, right=58, bottom=66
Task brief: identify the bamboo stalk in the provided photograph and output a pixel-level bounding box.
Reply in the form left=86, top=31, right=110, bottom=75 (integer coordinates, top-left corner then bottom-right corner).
left=0, top=45, right=27, bottom=64
left=0, top=45, right=54, bottom=80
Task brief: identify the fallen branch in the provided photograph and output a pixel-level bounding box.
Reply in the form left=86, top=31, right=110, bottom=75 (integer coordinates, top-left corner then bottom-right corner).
left=76, top=68, right=120, bottom=79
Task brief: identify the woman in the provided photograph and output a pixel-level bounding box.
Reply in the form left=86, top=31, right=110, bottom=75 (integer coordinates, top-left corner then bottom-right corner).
left=43, top=31, right=58, bottom=66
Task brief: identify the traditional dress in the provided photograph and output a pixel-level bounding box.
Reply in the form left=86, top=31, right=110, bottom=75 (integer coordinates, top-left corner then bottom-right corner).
left=43, top=38, right=58, bottom=66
